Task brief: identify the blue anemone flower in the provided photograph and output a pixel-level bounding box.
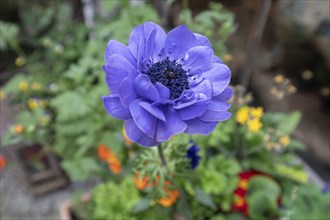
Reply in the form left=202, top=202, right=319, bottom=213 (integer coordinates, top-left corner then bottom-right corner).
left=187, top=144, right=200, bottom=169
left=102, top=22, right=232, bottom=147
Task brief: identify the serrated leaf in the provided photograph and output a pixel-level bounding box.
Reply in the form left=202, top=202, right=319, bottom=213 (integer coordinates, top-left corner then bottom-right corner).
left=50, top=91, right=90, bottom=121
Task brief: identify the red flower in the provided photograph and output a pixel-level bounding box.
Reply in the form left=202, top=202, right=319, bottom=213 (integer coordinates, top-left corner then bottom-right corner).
left=0, top=155, right=7, bottom=170
left=232, top=170, right=263, bottom=215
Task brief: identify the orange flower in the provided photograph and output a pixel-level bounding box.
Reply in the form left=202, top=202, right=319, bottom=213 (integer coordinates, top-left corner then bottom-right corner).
left=134, top=175, right=152, bottom=190
left=14, top=124, right=24, bottom=134
left=109, top=163, right=122, bottom=174
left=97, top=144, right=122, bottom=175
left=0, top=155, right=6, bottom=170
left=97, top=144, right=111, bottom=161
left=158, top=189, right=180, bottom=207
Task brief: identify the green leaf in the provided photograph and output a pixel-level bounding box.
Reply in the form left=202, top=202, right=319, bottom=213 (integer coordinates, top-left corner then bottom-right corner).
left=247, top=192, right=278, bottom=220
left=61, top=158, right=100, bottom=181
left=274, top=164, right=308, bottom=183
left=289, top=139, right=305, bottom=149
left=277, top=111, right=302, bottom=134
left=50, top=91, right=90, bottom=121
left=248, top=176, right=281, bottom=198
left=194, top=188, right=216, bottom=209
left=131, top=198, right=150, bottom=213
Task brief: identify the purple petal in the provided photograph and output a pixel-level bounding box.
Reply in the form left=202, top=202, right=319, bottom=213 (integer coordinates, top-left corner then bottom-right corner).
left=140, top=101, right=166, bottom=122
left=185, top=119, right=218, bottom=135
left=156, top=106, right=187, bottom=142
left=129, top=99, right=157, bottom=138
left=165, top=25, right=197, bottom=60
left=129, top=22, right=166, bottom=60
left=194, top=33, right=212, bottom=47
left=183, top=46, right=213, bottom=72
left=178, top=103, right=207, bottom=120
left=190, top=79, right=213, bottom=101
left=102, top=96, right=131, bottom=120
left=207, top=89, right=232, bottom=111
left=203, top=63, right=231, bottom=96
left=155, top=82, right=170, bottom=100
left=118, top=77, right=137, bottom=107
left=125, top=119, right=160, bottom=147
left=105, top=40, right=136, bottom=66
left=213, top=55, right=223, bottom=64
left=134, top=74, right=160, bottom=102
left=104, top=54, right=136, bottom=94
left=199, top=110, right=231, bottom=122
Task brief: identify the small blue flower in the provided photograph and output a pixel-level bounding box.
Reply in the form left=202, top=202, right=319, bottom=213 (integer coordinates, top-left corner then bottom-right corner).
left=102, top=22, right=232, bottom=147
left=187, top=144, right=200, bottom=169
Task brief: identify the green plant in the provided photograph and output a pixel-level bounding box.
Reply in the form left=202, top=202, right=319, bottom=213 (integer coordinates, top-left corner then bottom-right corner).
left=180, top=2, right=236, bottom=57
left=281, top=184, right=330, bottom=219
left=246, top=176, right=281, bottom=220
left=91, top=178, right=140, bottom=220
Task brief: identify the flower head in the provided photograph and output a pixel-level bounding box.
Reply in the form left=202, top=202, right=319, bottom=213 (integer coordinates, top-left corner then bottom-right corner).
left=0, top=90, right=6, bottom=100
left=103, top=22, right=232, bottom=147
left=15, top=56, right=26, bottom=67
left=97, top=144, right=122, bottom=174
left=247, top=118, right=262, bottom=132
left=13, top=124, right=24, bottom=134
left=186, top=143, right=200, bottom=169
left=0, top=155, right=6, bottom=170
left=158, top=188, right=180, bottom=207
left=236, top=106, right=249, bottom=124
left=18, top=81, right=29, bottom=91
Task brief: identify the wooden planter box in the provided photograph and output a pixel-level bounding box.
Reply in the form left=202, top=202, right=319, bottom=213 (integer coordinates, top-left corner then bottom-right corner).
left=3, top=142, right=68, bottom=196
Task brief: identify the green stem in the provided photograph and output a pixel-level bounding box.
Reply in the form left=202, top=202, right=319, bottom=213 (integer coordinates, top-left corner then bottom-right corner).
left=157, top=144, right=167, bottom=167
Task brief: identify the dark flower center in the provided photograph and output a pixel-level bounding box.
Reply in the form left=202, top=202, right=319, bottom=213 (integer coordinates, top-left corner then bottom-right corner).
left=145, top=59, right=189, bottom=100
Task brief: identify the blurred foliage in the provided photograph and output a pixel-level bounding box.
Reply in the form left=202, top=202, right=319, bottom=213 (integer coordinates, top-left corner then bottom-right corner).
left=246, top=176, right=281, bottom=220
left=0, top=1, right=327, bottom=220
left=180, top=2, right=236, bottom=57
left=280, top=184, right=330, bottom=219
left=91, top=178, right=140, bottom=220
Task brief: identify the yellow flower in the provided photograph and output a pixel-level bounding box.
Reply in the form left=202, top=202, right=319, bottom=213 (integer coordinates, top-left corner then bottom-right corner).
left=247, top=118, right=262, bottom=132
left=15, top=56, right=26, bottom=67
left=28, top=99, right=38, bottom=110
left=18, top=81, right=29, bottom=91
left=288, top=85, right=297, bottom=94
left=0, top=90, right=6, bottom=100
left=274, top=74, right=284, bottom=83
left=279, top=135, right=290, bottom=146
left=223, top=54, right=233, bottom=63
left=31, top=82, right=43, bottom=91
left=250, top=107, right=263, bottom=118
left=236, top=106, right=249, bottom=124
